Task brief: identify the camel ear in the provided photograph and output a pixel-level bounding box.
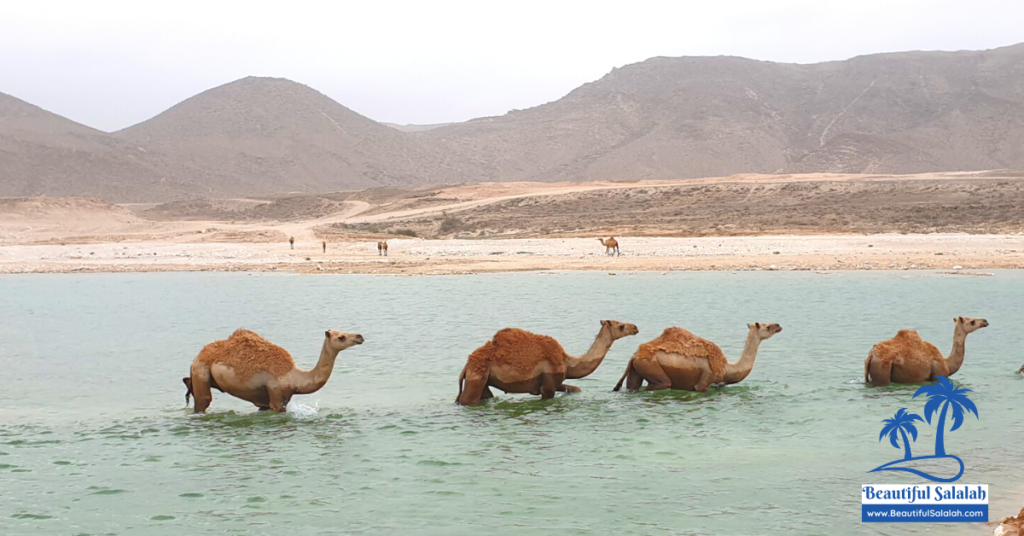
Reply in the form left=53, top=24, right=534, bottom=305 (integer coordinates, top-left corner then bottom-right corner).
left=325, top=330, right=331, bottom=338
left=601, top=320, right=610, bottom=327
left=755, top=322, right=761, bottom=329
left=747, top=323, right=754, bottom=329
left=956, top=317, right=963, bottom=323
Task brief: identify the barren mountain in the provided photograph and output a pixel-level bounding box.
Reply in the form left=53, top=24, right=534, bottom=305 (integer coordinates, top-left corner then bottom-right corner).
left=2, top=44, right=1024, bottom=201
left=0, top=92, right=159, bottom=200
left=115, top=77, right=473, bottom=196
left=425, top=43, right=1024, bottom=181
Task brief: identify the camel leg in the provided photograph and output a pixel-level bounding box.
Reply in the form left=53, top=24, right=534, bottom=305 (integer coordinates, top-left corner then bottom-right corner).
left=626, top=367, right=643, bottom=392
left=480, top=386, right=495, bottom=400
left=633, top=360, right=672, bottom=391
left=557, top=384, right=581, bottom=393
left=693, top=369, right=713, bottom=392
left=613, top=358, right=643, bottom=392
left=867, top=355, right=892, bottom=387
left=540, top=373, right=557, bottom=400
left=189, top=367, right=213, bottom=414
left=267, top=388, right=288, bottom=413
left=458, top=368, right=489, bottom=406
left=928, top=360, right=951, bottom=382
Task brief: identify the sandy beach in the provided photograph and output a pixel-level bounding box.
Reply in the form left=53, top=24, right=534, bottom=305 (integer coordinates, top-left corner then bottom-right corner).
left=3, top=173, right=1024, bottom=275
left=2, top=234, right=1022, bottom=275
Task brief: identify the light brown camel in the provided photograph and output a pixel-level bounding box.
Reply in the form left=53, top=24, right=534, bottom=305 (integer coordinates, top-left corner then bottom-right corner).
left=456, top=320, right=639, bottom=405
left=614, top=323, right=782, bottom=392
left=598, top=237, right=619, bottom=256
left=183, top=329, right=363, bottom=413
left=377, top=241, right=388, bottom=256
left=289, top=236, right=295, bottom=250
left=864, top=317, right=989, bottom=386
left=996, top=504, right=1024, bottom=536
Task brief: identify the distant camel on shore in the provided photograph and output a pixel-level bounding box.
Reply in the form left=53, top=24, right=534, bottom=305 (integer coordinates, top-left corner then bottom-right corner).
left=598, top=237, right=619, bottom=256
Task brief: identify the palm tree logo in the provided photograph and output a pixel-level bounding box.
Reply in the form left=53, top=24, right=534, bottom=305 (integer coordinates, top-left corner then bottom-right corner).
left=869, top=376, right=979, bottom=482
left=879, top=408, right=923, bottom=460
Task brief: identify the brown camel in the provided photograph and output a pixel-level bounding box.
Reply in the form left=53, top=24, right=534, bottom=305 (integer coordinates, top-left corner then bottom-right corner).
left=456, top=320, right=639, bottom=405
left=614, top=323, right=782, bottom=392
left=864, top=317, right=989, bottom=386
left=183, top=329, right=364, bottom=413
left=996, top=504, right=1024, bottom=536
left=377, top=241, right=388, bottom=256
left=598, top=237, right=619, bottom=256
left=289, top=236, right=295, bottom=250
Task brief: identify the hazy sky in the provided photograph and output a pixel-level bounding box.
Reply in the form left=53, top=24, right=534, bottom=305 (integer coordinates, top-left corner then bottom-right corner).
left=2, top=0, right=1022, bottom=132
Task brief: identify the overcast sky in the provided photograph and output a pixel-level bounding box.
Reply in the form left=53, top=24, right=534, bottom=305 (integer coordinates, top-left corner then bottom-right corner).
left=2, top=0, right=1022, bottom=132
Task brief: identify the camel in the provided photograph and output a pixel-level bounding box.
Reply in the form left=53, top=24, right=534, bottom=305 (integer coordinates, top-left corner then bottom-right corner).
left=456, top=320, right=639, bottom=405
left=377, top=241, right=388, bottom=256
left=614, top=323, right=782, bottom=392
left=996, top=504, right=1024, bottom=536
left=289, top=236, right=295, bottom=250
left=598, top=237, right=619, bottom=256
left=183, top=328, right=364, bottom=413
left=864, top=317, right=989, bottom=386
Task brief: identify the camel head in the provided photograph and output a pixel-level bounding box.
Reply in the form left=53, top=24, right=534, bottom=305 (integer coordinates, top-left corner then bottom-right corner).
left=324, top=329, right=365, bottom=352
left=602, top=320, right=639, bottom=340
left=746, top=322, right=782, bottom=340
left=955, top=316, right=989, bottom=334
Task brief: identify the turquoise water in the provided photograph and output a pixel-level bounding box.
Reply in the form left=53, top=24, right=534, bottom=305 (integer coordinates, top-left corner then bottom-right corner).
left=1, top=271, right=1022, bottom=535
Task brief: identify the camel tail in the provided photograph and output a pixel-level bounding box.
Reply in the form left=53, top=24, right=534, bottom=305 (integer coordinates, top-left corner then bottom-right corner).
left=864, top=352, right=874, bottom=383
left=613, top=358, right=634, bottom=392
left=182, top=377, right=193, bottom=406
left=456, top=365, right=467, bottom=403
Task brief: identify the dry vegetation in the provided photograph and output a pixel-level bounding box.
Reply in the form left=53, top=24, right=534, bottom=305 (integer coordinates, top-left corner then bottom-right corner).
left=319, top=176, right=1024, bottom=239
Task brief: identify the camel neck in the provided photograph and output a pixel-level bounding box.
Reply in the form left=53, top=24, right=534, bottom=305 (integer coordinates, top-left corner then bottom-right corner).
left=566, top=325, right=614, bottom=379
left=945, top=325, right=968, bottom=376
left=724, top=329, right=761, bottom=384
left=294, top=340, right=340, bottom=394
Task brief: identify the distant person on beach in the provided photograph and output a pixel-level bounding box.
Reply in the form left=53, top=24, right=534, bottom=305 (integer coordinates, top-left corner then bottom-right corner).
left=289, top=237, right=295, bottom=250
left=322, top=241, right=326, bottom=253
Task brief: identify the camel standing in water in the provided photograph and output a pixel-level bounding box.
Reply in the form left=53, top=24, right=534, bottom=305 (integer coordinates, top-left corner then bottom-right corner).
left=996, top=504, right=1024, bottom=536
left=864, top=317, right=989, bottom=386
left=183, top=329, right=363, bottom=413
left=598, top=237, right=619, bottom=256
left=615, top=323, right=781, bottom=392
left=456, top=320, right=639, bottom=405
left=377, top=241, right=388, bottom=256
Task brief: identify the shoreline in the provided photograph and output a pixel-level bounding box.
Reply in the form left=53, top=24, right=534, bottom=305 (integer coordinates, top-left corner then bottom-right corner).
left=2, top=234, right=1022, bottom=275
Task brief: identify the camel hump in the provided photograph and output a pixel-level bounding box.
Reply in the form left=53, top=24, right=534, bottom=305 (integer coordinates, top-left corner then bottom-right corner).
left=198, top=329, right=296, bottom=380
left=895, top=329, right=922, bottom=341
left=491, top=328, right=537, bottom=346
left=230, top=328, right=260, bottom=340
left=635, top=326, right=727, bottom=373
left=486, top=327, right=568, bottom=368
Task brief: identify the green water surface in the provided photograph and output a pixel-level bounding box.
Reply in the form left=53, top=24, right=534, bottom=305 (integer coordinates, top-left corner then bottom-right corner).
left=1, top=271, right=1021, bottom=535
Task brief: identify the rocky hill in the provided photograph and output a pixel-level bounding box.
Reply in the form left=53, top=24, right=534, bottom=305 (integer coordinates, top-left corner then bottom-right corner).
left=2, top=44, right=1023, bottom=201
left=424, top=43, right=1024, bottom=181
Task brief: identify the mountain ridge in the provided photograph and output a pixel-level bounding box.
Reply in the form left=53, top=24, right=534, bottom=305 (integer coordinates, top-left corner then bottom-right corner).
left=3, top=43, right=1024, bottom=201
